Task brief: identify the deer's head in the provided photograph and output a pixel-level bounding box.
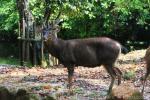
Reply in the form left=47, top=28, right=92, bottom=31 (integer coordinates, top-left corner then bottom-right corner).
left=42, top=20, right=61, bottom=42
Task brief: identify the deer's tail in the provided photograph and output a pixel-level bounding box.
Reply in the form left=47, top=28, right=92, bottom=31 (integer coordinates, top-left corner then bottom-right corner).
left=121, top=45, right=129, bottom=54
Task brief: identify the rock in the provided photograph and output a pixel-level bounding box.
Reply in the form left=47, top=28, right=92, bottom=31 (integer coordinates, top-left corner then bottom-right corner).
left=15, top=89, right=41, bottom=100
left=107, top=83, right=143, bottom=100
left=0, top=86, right=15, bottom=100
left=15, top=89, right=30, bottom=100
left=0, top=86, right=40, bottom=100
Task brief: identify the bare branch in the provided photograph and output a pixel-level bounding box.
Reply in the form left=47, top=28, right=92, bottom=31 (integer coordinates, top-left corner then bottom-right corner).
left=44, top=0, right=51, bottom=25
left=55, top=0, right=63, bottom=25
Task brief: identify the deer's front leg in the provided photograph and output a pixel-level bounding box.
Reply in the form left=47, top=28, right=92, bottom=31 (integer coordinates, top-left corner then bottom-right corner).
left=67, top=67, right=74, bottom=89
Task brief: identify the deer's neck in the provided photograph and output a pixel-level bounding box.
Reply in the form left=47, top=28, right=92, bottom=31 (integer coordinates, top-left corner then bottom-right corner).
left=45, top=38, right=65, bottom=58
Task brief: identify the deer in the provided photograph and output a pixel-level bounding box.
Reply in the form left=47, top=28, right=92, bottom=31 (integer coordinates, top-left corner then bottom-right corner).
left=42, top=20, right=127, bottom=95
left=142, top=46, right=150, bottom=93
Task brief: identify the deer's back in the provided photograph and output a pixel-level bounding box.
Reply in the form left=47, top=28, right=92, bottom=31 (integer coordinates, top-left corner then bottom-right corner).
left=60, top=37, right=121, bottom=67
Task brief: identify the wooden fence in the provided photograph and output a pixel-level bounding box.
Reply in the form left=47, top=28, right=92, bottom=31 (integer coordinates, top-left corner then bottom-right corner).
left=16, top=0, right=58, bottom=67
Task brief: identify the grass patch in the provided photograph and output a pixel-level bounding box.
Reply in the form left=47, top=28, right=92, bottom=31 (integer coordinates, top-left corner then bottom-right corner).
left=123, top=71, right=135, bottom=80
left=0, top=57, right=20, bottom=65
left=0, top=57, right=35, bottom=67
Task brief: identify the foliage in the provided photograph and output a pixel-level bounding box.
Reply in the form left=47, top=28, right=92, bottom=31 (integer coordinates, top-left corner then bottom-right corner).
left=0, top=0, right=18, bottom=31
left=0, top=57, right=19, bottom=65
left=0, top=0, right=150, bottom=41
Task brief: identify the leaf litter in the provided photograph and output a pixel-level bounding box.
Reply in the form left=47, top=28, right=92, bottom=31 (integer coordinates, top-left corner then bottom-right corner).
left=0, top=49, right=150, bottom=100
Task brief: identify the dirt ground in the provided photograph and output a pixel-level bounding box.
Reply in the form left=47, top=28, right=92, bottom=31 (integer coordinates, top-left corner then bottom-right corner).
left=0, top=49, right=150, bottom=100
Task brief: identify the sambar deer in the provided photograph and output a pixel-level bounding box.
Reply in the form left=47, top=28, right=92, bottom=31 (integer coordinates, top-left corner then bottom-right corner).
left=142, top=46, right=150, bottom=93
left=42, top=21, right=126, bottom=95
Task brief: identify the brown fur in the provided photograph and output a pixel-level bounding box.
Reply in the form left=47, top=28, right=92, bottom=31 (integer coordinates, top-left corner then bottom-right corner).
left=142, top=46, right=150, bottom=93
left=43, top=24, right=124, bottom=95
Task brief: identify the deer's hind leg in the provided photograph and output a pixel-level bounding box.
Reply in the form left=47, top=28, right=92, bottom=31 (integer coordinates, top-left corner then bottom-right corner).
left=142, top=63, right=150, bottom=93
left=113, top=67, right=122, bottom=85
